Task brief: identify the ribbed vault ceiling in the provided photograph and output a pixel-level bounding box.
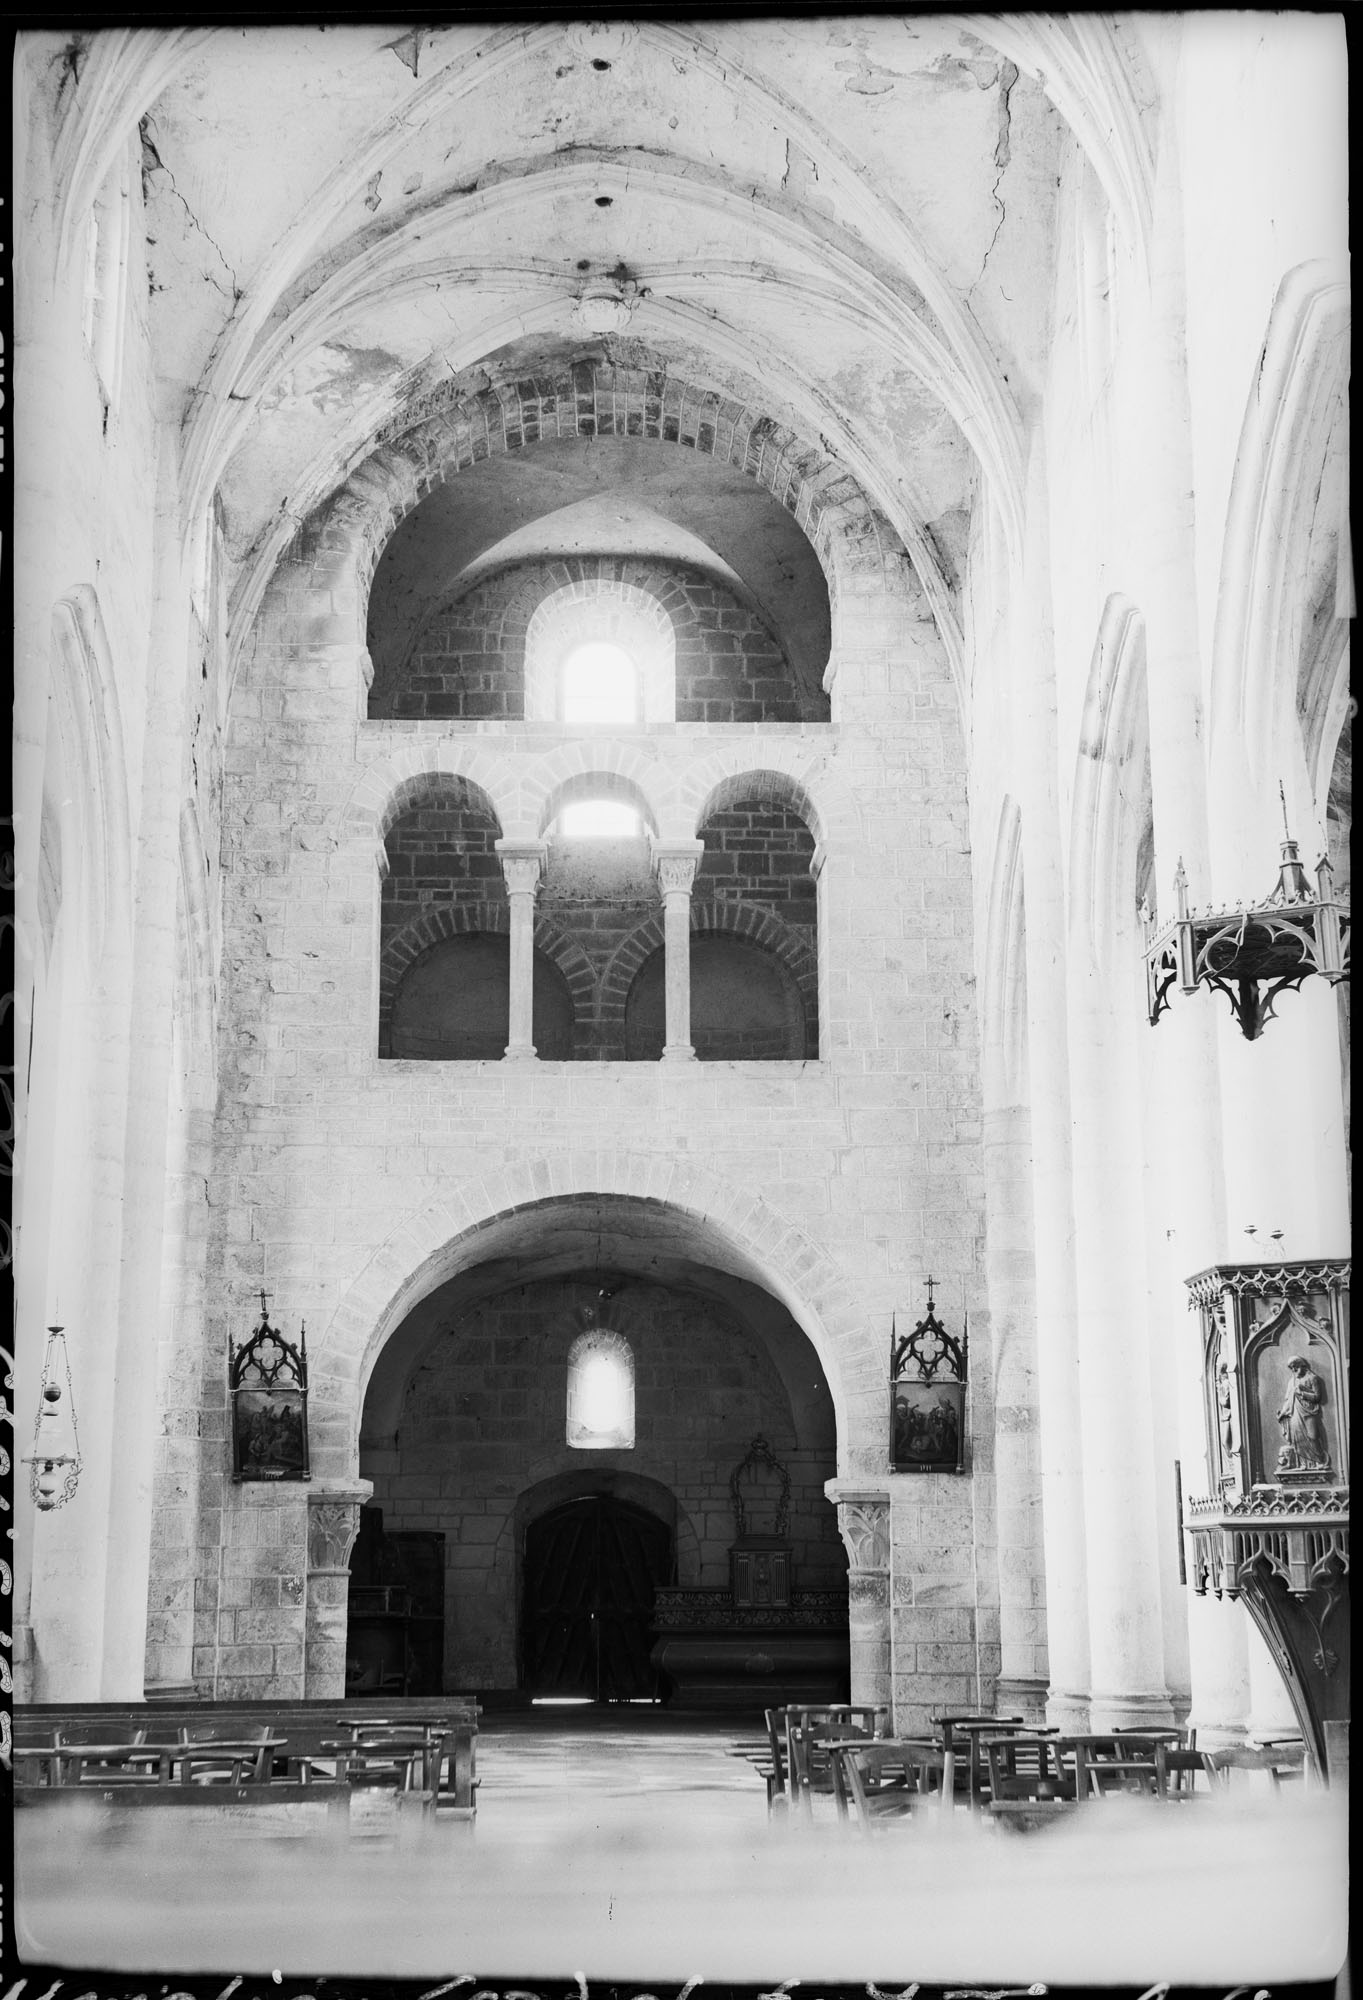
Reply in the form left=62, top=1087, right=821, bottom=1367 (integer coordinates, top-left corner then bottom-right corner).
left=34, top=17, right=1158, bottom=674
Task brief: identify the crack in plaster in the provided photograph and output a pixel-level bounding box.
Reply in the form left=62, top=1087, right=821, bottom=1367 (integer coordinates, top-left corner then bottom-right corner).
left=53, top=37, right=85, bottom=104
left=975, top=59, right=1018, bottom=287
left=140, top=115, right=243, bottom=306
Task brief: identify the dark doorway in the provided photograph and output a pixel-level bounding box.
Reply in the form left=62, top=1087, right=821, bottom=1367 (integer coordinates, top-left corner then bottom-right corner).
left=347, top=1508, right=446, bottom=1696
left=520, top=1495, right=673, bottom=1701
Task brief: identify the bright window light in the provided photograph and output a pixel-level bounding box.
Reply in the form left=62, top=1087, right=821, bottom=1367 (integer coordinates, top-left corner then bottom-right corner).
left=560, top=799, right=641, bottom=838
left=579, top=1353, right=625, bottom=1431
left=566, top=1329, right=635, bottom=1449
left=561, top=642, right=637, bottom=725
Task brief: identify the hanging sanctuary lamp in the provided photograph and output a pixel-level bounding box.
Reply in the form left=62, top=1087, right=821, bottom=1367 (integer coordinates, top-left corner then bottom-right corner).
left=1145, top=788, right=1350, bottom=1040
left=23, top=1326, right=83, bottom=1511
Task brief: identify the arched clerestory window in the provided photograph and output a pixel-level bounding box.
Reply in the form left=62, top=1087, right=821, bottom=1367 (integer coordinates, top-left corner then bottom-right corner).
left=566, top=1328, right=635, bottom=1449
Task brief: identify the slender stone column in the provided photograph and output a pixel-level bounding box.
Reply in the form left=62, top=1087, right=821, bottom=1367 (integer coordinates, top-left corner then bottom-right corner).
left=1065, top=968, right=1176, bottom=1731
left=827, top=1486, right=891, bottom=1716
left=1130, top=111, right=1248, bottom=1740
left=1013, top=439, right=1092, bottom=1731
left=304, top=1482, right=372, bottom=1698
left=495, top=840, right=547, bottom=1060
left=982, top=1102, right=1048, bottom=1721
left=651, top=840, right=705, bottom=1061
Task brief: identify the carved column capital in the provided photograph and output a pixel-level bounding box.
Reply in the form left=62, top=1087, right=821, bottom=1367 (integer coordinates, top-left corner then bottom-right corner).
left=495, top=839, right=548, bottom=899
left=827, top=1487, right=891, bottom=1573
left=650, top=838, right=705, bottom=897
left=306, top=1482, right=372, bottom=1574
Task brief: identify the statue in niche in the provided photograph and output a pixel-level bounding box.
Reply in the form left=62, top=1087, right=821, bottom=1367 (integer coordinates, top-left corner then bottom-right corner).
left=1275, top=1355, right=1330, bottom=1474
left=1216, top=1359, right=1234, bottom=1456
left=1214, top=1319, right=1240, bottom=1474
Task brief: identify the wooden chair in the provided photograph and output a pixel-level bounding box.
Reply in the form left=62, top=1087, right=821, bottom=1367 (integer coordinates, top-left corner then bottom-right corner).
left=28, top=1736, right=169, bottom=1789
left=1201, top=1741, right=1307, bottom=1792
left=760, top=1708, right=791, bottom=1814
left=830, top=1739, right=946, bottom=1831
left=1151, top=1744, right=1207, bottom=1808
left=314, top=1734, right=436, bottom=1816
left=931, top=1714, right=1028, bottom=1810
left=983, top=1733, right=1080, bottom=1827
left=786, top=1708, right=887, bottom=1819
left=175, top=1727, right=280, bottom=1786
left=331, top=1714, right=476, bottom=1816
left=1071, top=1735, right=1162, bottom=1799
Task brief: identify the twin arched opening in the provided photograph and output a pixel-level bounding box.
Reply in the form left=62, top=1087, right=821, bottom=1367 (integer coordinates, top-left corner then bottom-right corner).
left=379, top=768, right=821, bottom=1062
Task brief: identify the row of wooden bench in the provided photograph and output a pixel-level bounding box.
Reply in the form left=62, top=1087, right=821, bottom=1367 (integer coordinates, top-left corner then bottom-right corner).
left=11, top=1698, right=481, bottom=1821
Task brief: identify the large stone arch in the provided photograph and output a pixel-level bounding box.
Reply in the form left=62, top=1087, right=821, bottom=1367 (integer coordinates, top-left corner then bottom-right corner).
left=311, top=1173, right=878, bottom=1480
left=255, top=360, right=905, bottom=690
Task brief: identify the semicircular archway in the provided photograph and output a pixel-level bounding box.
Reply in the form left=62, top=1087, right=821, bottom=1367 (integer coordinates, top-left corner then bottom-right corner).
left=350, top=1208, right=849, bottom=1697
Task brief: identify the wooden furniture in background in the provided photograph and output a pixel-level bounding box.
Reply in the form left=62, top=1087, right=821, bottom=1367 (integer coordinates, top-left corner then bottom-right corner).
left=830, top=1738, right=947, bottom=1831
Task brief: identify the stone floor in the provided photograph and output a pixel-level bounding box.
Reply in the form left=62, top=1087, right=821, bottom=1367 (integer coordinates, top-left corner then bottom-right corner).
left=14, top=1705, right=1350, bottom=1989
left=473, top=1702, right=773, bottom=1838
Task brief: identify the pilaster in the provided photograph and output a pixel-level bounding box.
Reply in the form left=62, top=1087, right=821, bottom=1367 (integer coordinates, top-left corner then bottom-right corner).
left=304, top=1481, right=373, bottom=1698
left=827, top=1483, right=891, bottom=1714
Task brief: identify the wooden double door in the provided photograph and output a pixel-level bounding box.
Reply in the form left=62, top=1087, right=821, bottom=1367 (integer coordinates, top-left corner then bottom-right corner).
left=520, top=1495, right=673, bottom=1702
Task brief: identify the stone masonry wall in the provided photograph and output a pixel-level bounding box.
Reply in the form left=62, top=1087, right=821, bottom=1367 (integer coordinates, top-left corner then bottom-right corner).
left=189, top=499, right=992, bottom=1718
left=696, top=799, right=818, bottom=934
left=381, top=793, right=504, bottom=940
left=363, top=1276, right=843, bottom=1689
left=368, top=556, right=815, bottom=724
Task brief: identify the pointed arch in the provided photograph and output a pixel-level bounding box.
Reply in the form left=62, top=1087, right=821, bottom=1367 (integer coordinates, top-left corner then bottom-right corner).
left=1069, top=594, right=1153, bottom=967
left=1210, top=259, right=1351, bottom=795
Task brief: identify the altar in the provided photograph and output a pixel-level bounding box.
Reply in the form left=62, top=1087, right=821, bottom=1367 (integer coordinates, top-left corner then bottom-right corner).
left=648, top=1436, right=850, bottom=1709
